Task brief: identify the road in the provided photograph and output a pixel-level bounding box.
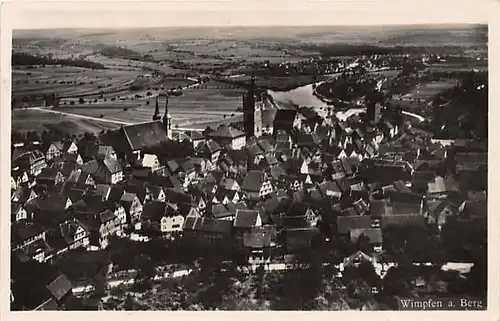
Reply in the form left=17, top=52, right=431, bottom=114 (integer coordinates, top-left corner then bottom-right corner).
left=401, top=111, right=425, bottom=122
left=26, top=107, right=206, bottom=132
left=335, top=108, right=425, bottom=123
left=72, top=262, right=311, bottom=295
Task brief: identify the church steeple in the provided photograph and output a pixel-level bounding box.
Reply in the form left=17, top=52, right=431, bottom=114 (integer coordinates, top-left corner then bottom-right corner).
left=163, top=93, right=169, bottom=120
left=162, top=91, right=172, bottom=140
left=152, top=95, right=160, bottom=121
left=243, top=73, right=256, bottom=139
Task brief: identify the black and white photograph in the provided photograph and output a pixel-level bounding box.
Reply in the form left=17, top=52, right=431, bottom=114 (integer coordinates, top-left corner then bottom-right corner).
left=2, top=0, right=497, bottom=315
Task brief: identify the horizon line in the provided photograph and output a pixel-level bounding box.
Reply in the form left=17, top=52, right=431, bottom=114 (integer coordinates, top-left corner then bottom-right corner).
left=14, top=22, right=488, bottom=31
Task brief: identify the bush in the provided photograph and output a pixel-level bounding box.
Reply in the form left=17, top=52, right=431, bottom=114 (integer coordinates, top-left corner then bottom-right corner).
left=79, top=98, right=85, bottom=104
left=124, top=107, right=128, bottom=111
left=99, top=114, right=104, bottom=118
left=70, top=101, right=75, bottom=105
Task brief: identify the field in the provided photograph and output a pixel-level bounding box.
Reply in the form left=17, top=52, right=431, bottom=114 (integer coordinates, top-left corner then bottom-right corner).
left=402, top=80, right=458, bottom=101
left=11, top=109, right=120, bottom=134
left=12, top=66, right=139, bottom=99
left=53, top=80, right=245, bottom=128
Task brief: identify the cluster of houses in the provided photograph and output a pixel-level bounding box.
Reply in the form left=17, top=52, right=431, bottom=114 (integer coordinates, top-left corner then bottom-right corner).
left=10, top=89, right=487, bottom=309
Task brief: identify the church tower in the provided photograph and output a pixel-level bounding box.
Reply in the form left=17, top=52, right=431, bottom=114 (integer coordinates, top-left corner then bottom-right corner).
left=162, top=91, right=172, bottom=140
left=243, top=74, right=262, bottom=138
left=152, top=96, right=161, bottom=121
left=243, top=74, right=255, bottom=139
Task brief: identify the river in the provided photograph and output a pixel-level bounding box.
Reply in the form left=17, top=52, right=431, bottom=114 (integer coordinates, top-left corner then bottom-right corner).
left=267, top=82, right=329, bottom=110
left=266, top=70, right=425, bottom=122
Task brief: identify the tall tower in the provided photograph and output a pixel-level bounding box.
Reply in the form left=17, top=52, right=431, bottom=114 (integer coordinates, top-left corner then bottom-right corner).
left=243, top=74, right=256, bottom=139
left=162, top=92, right=172, bottom=139
left=254, top=96, right=263, bottom=138
left=152, top=96, right=160, bottom=121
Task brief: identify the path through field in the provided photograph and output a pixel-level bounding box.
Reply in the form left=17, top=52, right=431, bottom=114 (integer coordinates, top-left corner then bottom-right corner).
left=26, top=107, right=208, bottom=132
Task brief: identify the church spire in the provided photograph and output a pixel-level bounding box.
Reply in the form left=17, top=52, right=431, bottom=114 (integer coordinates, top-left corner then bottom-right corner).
left=243, top=73, right=256, bottom=139
left=163, top=93, right=169, bottom=119
left=152, top=95, right=160, bottom=121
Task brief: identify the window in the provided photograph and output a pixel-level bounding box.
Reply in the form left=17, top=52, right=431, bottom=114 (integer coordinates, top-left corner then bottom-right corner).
left=172, top=224, right=180, bottom=229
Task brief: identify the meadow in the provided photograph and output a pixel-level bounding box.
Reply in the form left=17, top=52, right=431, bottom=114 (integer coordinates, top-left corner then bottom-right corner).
left=54, top=80, right=245, bottom=129
left=11, top=109, right=120, bottom=134
left=402, top=80, right=458, bottom=101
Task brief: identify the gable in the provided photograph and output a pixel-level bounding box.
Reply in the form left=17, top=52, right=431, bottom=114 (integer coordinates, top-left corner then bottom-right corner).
left=65, top=198, right=72, bottom=210
left=85, top=174, right=95, bottom=186
left=75, top=226, right=85, bottom=235
left=49, top=144, right=62, bottom=153
left=68, top=142, right=78, bottom=153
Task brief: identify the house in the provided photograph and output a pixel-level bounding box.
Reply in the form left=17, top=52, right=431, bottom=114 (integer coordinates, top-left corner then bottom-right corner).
left=283, top=227, right=320, bottom=252
left=189, top=131, right=205, bottom=149
left=427, top=175, right=460, bottom=197
left=211, top=203, right=234, bottom=220
left=11, top=203, right=28, bottom=222
left=11, top=186, right=39, bottom=205
left=142, top=201, right=184, bottom=235
left=45, top=141, right=78, bottom=161
left=118, top=192, right=143, bottom=229
left=207, top=124, right=246, bottom=150
left=182, top=216, right=233, bottom=245
left=81, top=157, right=123, bottom=185
left=11, top=168, right=30, bottom=189
left=198, top=139, right=222, bottom=164
left=359, top=159, right=412, bottom=185
left=46, top=219, right=90, bottom=255
left=141, top=153, right=162, bottom=172
left=234, top=209, right=263, bottom=230
left=14, top=150, right=47, bottom=176
left=71, top=200, right=121, bottom=249
left=93, top=184, right=112, bottom=201
left=349, top=228, right=383, bottom=252
left=243, top=225, right=277, bottom=265
left=96, top=145, right=117, bottom=160
left=83, top=209, right=120, bottom=249
left=36, top=168, right=65, bottom=188
left=381, top=214, right=426, bottom=228
left=64, top=152, right=84, bottom=166
left=337, top=215, right=374, bottom=235
left=241, top=170, right=273, bottom=200
left=148, top=185, right=166, bottom=202
left=12, top=222, right=46, bottom=248
left=14, top=238, right=54, bottom=264
left=339, top=250, right=376, bottom=274
left=425, top=199, right=458, bottom=229
left=64, top=168, right=90, bottom=188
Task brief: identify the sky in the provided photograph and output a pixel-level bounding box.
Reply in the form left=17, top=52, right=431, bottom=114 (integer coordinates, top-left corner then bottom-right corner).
left=2, top=0, right=491, bottom=30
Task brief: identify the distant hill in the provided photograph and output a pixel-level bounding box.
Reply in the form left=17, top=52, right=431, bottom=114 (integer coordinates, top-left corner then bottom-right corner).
left=14, top=24, right=488, bottom=46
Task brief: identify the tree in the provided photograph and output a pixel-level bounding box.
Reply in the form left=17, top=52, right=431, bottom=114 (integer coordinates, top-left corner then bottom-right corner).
left=79, top=97, right=85, bottom=104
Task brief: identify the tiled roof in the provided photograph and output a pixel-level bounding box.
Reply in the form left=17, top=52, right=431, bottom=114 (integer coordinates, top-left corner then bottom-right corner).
left=119, top=121, right=168, bottom=151
left=208, top=124, right=245, bottom=139
left=104, top=157, right=122, bottom=174
left=234, top=209, right=261, bottom=228
left=381, top=214, right=426, bottom=227
left=46, top=274, right=72, bottom=301
left=243, top=225, right=277, bottom=248
left=241, top=170, right=267, bottom=192
left=349, top=227, right=383, bottom=244
left=337, top=215, right=372, bottom=234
